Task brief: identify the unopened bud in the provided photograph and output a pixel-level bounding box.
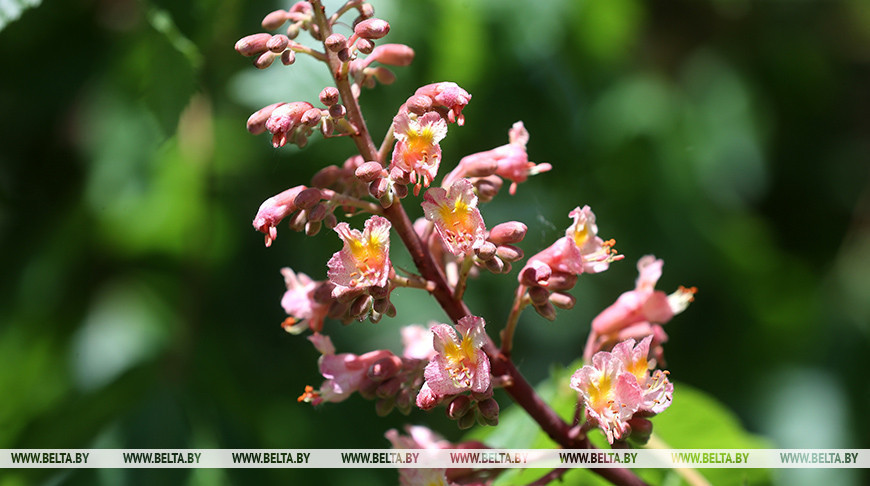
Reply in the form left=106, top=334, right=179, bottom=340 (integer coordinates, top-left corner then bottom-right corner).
left=376, top=377, right=402, bottom=398
left=286, top=23, right=300, bottom=39
left=385, top=302, right=396, bottom=318
left=496, top=244, right=523, bottom=262
left=457, top=410, right=477, bottom=430
left=328, top=104, right=346, bottom=119
left=307, top=203, right=328, bottom=222
left=266, top=34, right=290, bottom=53
left=288, top=210, right=307, bottom=232
left=534, top=301, right=557, bottom=321
left=519, top=260, right=551, bottom=287
left=301, top=108, right=322, bottom=127
left=375, top=397, right=395, bottom=416
left=319, top=86, right=340, bottom=106
left=528, top=285, right=550, bottom=306
left=369, top=66, right=396, bottom=85
left=485, top=256, right=506, bottom=274
left=235, top=33, right=271, bottom=56
left=359, top=377, right=379, bottom=400
left=405, top=95, right=432, bottom=115
left=369, top=177, right=389, bottom=200
left=356, top=38, right=374, bottom=54
left=254, top=51, right=275, bottom=69
left=368, top=356, right=401, bottom=381
left=337, top=48, right=351, bottom=63
left=327, top=300, right=348, bottom=318
left=475, top=241, right=497, bottom=261
left=447, top=395, right=473, bottom=419
left=320, top=117, right=334, bottom=137
left=392, top=183, right=408, bottom=199
left=304, top=220, right=321, bottom=236
left=350, top=294, right=373, bottom=317
left=310, top=24, right=322, bottom=41
left=281, top=49, right=296, bottom=65
left=627, top=417, right=654, bottom=445
left=474, top=175, right=503, bottom=202
left=311, top=165, right=341, bottom=188
left=262, top=9, right=289, bottom=30
left=247, top=102, right=285, bottom=135
left=359, top=3, right=375, bottom=18
left=323, top=212, right=338, bottom=229
left=313, top=282, right=334, bottom=304
left=549, top=291, right=575, bottom=310
left=325, top=33, right=347, bottom=52
left=396, top=388, right=413, bottom=415
left=389, top=165, right=412, bottom=185
left=488, top=222, right=527, bottom=245
left=547, top=271, right=577, bottom=291
left=368, top=43, right=414, bottom=66
left=355, top=161, right=384, bottom=182
left=354, top=18, right=390, bottom=39
left=477, top=398, right=499, bottom=424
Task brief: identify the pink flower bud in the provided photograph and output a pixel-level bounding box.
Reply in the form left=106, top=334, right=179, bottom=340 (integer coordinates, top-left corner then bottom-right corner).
left=488, top=222, right=527, bottom=245
left=495, top=244, right=523, bottom=262
left=311, top=165, right=341, bottom=188
left=447, top=395, right=472, bottom=419
left=355, top=38, right=374, bottom=54
left=405, top=94, right=432, bottom=115
left=369, top=178, right=389, bottom=199
left=534, top=301, right=556, bottom=321
left=307, top=203, right=328, bottom=222
left=457, top=412, right=476, bottom=430
left=253, top=51, right=275, bottom=69
left=252, top=185, right=306, bottom=246
left=323, top=212, right=338, bottom=230
left=350, top=294, right=373, bottom=317
left=280, top=49, right=296, bottom=65
left=266, top=34, right=289, bottom=53
left=286, top=23, right=300, bottom=39
left=304, top=220, right=321, bottom=236
left=337, top=47, right=351, bottom=63
left=485, top=256, right=506, bottom=274
left=246, top=102, right=286, bottom=135
left=519, top=260, right=551, bottom=287
left=473, top=175, right=502, bottom=202
left=354, top=18, right=390, bottom=39
left=368, top=355, right=402, bottom=381
left=294, top=187, right=322, bottom=209
left=325, top=33, right=347, bottom=52
left=369, top=66, right=396, bottom=85
left=475, top=241, right=497, bottom=261
left=288, top=1, right=312, bottom=16
left=549, top=291, right=575, bottom=309
left=359, top=3, right=374, bottom=18
left=416, top=385, right=440, bottom=410
left=328, top=103, right=346, bottom=119
left=547, top=271, right=577, bottom=291
left=376, top=378, right=402, bottom=399
left=235, top=33, right=271, bottom=56
left=528, top=286, right=550, bottom=305
left=393, top=183, right=408, bottom=199
left=262, top=9, right=289, bottom=30
left=319, top=86, right=340, bottom=106
left=265, top=101, right=313, bottom=148
left=355, top=161, right=384, bottom=182
left=477, top=398, right=500, bottom=424
left=301, top=107, right=322, bottom=127
left=367, top=43, right=414, bottom=66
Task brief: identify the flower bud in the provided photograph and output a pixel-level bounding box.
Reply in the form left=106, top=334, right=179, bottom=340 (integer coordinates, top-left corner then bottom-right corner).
left=359, top=3, right=375, bottom=18
left=354, top=18, right=390, bottom=39
left=396, top=388, right=413, bottom=415
left=301, top=108, right=322, bottom=127
left=375, top=397, right=395, bottom=416
left=528, top=285, right=550, bottom=306
left=457, top=411, right=477, bottom=430
left=350, top=294, right=373, bottom=317
left=549, top=291, right=575, bottom=309
left=519, top=260, right=551, bottom=287
left=304, top=220, right=321, bottom=236
left=327, top=300, right=348, bottom=318
left=323, top=212, right=338, bottom=230
left=320, top=116, right=334, bottom=137
left=328, top=104, right=346, bottom=119
left=627, top=417, right=653, bottom=445
left=368, top=43, right=414, bottom=66
left=288, top=210, right=307, bottom=232
left=393, top=182, right=408, bottom=199
left=376, top=377, right=402, bottom=398
left=547, top=271, right=577, bottom=291
left=281, top=49, right=296, bottom=65
left=534, top=301, right=556, bottom=321
left=266, top=34, right=289, bottom=53
left=405, top=95, right=432, bottom=115
left=254, top=51, right=275, bottom=69
left=475, top=241, right=497, bottom=261
left=384, top=302, right=396, bottom=318
left=319, top=87, right=340, bottom=106
left=369, top=66, right=396, bottom=85
left=447, top=395, right=473, bottom=419
left=294, top=188, right=322, bottom=210
left=325, top=33, right=347, bottom=52
left=389, top=165, right=412, bottom=185
left=369, top=178, right=389, bottom=200
left=355, top=38, right=374, bottom=54
left=246, top=102, right=286, bottom=135
left=311, top=165, right=341, bottom=188
left=368, top=355, right=401, bottom=381
left=355, top=161, right=384, bottom=182
left=484, top=256, right=506, bottom=274
left=373, top=297, right=391, bottom=314
left=337, top=48, right=351, bottom=63
left=285, top=22, right=300, bottom=39
left=307, top=203, right=328, bottom=223
left=477, top=398, right=499, bottom=425
left=235, top=33, right=271, bottom=56
left=474, top=175, right=502, bottom=202
left=415, top=386, right=439, bottom=410
left=488, top=222, right=527, bottom=245
left=312, top=281, right=335, bottom=304
left=495, top=244, right=523, bottom=262
left=262, top=9, right=289, bottom=30
left=358, top=377, right=379, bottom=400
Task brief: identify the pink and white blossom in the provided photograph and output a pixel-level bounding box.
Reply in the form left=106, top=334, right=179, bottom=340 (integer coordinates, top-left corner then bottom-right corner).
left=416, top=316, right=491, bottom=409
left=252, top=185, right=306, bottom=247
left=327, top=216, right=392, bottom=298
left=280, top=268, right=329, bottom=334
left=611, top=336, right=673, bottom=414
left=421, top=179, right=487, bottom=257
left=390, top=111, right=448, bottom=194
left=401, top=324, right=437, bottom=360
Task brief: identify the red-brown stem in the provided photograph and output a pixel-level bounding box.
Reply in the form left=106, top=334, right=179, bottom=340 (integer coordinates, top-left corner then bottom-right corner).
left=308, top=3, right=646, bottom=485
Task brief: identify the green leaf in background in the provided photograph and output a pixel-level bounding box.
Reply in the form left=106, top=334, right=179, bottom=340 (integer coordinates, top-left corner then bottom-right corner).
left=464, top=360, right=771, bottom=485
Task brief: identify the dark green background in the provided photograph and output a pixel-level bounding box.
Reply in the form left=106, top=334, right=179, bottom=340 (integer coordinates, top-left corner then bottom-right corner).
left=1, top=0, right=868, bottom=484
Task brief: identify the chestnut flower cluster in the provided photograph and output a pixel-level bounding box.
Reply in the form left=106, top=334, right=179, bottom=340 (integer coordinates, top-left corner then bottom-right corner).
left=237, top=1, right=696, bottom=484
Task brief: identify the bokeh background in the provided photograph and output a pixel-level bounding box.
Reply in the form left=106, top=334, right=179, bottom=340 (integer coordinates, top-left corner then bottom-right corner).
left=1, top=0, right=868, bottom=484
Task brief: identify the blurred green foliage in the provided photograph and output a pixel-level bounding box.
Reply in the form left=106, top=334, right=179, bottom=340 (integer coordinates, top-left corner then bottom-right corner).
left=1, top=0, right=868, bottom=484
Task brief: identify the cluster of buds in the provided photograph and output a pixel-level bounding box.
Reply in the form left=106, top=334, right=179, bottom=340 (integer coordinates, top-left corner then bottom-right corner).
left=252, top=185, right=334, bottom=246
left=518, top=206, right=623, bottom=320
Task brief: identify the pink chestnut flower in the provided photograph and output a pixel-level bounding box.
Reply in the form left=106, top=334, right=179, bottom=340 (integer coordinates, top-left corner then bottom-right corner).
left=265, top=101, right=314, bottom=148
